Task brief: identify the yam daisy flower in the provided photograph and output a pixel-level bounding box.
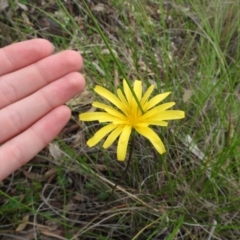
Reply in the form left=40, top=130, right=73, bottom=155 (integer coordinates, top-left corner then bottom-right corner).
left=79, top=80, right=185, bottom=161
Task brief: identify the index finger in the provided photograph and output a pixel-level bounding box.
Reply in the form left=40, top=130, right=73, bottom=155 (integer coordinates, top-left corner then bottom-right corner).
left=0, top=39, right=54, bottom=76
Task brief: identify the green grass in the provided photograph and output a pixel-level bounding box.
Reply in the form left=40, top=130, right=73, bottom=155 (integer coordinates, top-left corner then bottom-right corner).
left=1, top=0, right=240, bottom=239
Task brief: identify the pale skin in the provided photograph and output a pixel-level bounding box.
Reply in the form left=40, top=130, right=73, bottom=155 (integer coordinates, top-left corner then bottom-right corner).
left=0, top=39, right=85, bottom=181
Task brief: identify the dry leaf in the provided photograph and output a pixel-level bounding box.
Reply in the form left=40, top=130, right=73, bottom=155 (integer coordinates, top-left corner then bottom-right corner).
left=15, top=215, right=30, bottom=232
left=23, top=171, right=44, bottom=181
left=101, top=49, right=110, bottom=54
left=67, top=90, right=94, bottom=109
left=138, top=60, right=148, bottom=71
left=94, top=164, right=107, bottom=172
left=21, top=12, right=31, bottom=24
left=44, top=168, right=58, bottom=178
left=73, top=193, right=85, bottom=201
left=101, top=48, right=118, bottom=57
left=91, top=3, right=105, bottom=12
left=72, top=131, right=85, bottom=148
left=183, top=89, right=193, bottom=103
left=64, top=123, right=79, bottom=133
left=0, top=0, right=9, bottom=11
left=48, top=143, right=63, bottom=160
left=17, top=2, right=28, bottom=11
left=38, top=225, right=64, bottom=239
left=82, top=106, right=97, bottom=113
left=3, top=229, right=35, bottom=240
left=92, top=61, right=105, bottom=76
left=65, top=201, right=79, bottom=211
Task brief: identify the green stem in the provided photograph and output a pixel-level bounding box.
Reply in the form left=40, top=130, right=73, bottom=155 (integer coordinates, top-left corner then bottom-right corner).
left=107, top=135, right=135, bottom=202
left=81, top=0, right=144, bottom=114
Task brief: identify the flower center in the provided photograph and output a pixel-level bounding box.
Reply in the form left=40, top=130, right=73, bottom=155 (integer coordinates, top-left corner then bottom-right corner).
left=126, top=109, right=140, bottom=126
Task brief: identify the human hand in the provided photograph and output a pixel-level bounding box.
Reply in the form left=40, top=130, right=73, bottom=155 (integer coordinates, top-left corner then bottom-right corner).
left=0, top=39, right=85, bottom=181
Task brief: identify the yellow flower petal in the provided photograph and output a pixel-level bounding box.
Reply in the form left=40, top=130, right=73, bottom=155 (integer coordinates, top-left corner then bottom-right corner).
left=151, top=140, right=166, bottom=154
left=117, top=89, right=129, bottom=113
left=135, top=127, right=166, bottom=154
left=144, top=92, right=171, bottom=110
left=141, top=84, right=154, bottom=106
left=87, top=124, right=117, bottom=147
left=94, top=85, right=125, bottom=112
left=134, top=123, right=149, bottom=127
left=133, top=80, right=142, bottom=101
left=103, top=125, right=124, bottom=148
left=110, top=119, right=128, bottom=125
left=123, top=79, right=132, bottom=103
left=140, top=121, right=168, bottom=126
left=93, top=102, right=126, bottom=119
left=80, top=112, right=120, bottom=122
left=80, top=112, right=108, bottom=121
left=144, top=110, right=185, bottom=121
left=139, top=102, right=176, bottom=120
left=131, top=80, right=142, bottom=114
left=117, top=125, right=132, bottom=160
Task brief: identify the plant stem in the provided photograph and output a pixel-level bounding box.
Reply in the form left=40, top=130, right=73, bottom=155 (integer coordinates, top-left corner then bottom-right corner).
left=81, top=0, right=144, bottom=114
left=107, top=135, right=135, bottom=203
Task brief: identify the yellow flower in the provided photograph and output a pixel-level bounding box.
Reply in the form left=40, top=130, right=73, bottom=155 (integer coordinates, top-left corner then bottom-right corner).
left=79, top=80, right=185, bottom=161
